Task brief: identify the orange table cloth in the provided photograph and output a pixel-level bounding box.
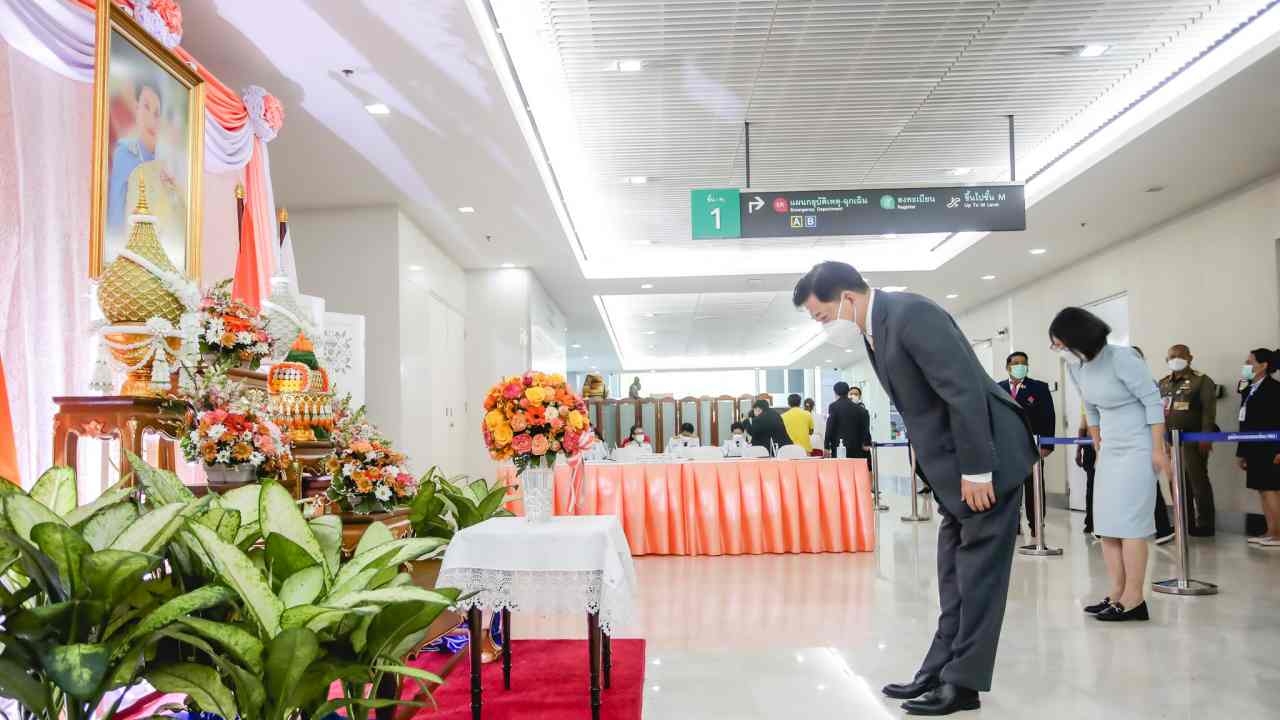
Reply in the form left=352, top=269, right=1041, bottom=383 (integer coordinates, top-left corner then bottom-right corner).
left=498, top=459, right=875, bottom=556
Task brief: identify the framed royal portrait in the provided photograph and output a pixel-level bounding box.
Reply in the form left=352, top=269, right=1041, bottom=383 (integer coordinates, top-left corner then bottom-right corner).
left=90, top=3, right=204, bottom=280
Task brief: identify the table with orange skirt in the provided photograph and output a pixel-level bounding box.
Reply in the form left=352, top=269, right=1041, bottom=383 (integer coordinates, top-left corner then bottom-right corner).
left=498, top=458, right=875, bottom=556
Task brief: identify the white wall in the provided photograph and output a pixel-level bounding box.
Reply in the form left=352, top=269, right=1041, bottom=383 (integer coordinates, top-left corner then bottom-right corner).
left=955, top=173, right=1280, bottom=530
left=292, top=206, right=402, bottom=439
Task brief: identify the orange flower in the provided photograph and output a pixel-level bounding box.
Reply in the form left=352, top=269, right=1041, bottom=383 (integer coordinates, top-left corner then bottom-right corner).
left=231, top=442, right=253, bottom=462
left=510, top=414, right=528, bottom=432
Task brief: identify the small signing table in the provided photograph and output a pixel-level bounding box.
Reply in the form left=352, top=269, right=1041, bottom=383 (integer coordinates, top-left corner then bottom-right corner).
left=436, top=516, right=637, bottom=720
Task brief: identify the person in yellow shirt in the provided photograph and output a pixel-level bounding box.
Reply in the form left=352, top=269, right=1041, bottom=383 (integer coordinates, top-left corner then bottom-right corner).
left=781, top=393, right=814, bottom=453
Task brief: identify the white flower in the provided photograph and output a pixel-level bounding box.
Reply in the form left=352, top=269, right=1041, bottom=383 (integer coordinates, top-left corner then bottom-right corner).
left=207, top=424, right=227, bottom=440
left=215, top=448, right=232, bottom=464
left=545, top=406, right=559, bottom=421
left=374, top=484, right=393, bottom=502
left=367, top=451, right=380, bottom=461
left=382, top=465, right=399, bottom=477
left=342, top=462, right=357, bottom=477
left=236, top=331, right=255, bottom=346
left=249, top=451, right=265, bottom=466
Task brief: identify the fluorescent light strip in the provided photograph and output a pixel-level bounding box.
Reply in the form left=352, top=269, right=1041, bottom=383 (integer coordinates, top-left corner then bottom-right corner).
left=592, top=294, right=625, bottom=369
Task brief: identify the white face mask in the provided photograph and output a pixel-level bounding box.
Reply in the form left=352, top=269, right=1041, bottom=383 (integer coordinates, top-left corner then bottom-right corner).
left=1167, top=358, right=1189, bottom=373
left=1243, top=365, right=1258, bottom=381
left=632, top=434, right=644, bottom=442
left=851, top=395, right=862, bottom=404
left=822, top=296, right=863, bottom=348
left=1057, top=348, right=1083, bottom=367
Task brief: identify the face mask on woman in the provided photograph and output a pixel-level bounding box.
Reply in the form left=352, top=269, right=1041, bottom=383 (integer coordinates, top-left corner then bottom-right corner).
left=1057, top=348, right=1082, bottom=367
left=1243, top=364, right=1258, bottom=381
left=632, top=434, right=644, bottom=442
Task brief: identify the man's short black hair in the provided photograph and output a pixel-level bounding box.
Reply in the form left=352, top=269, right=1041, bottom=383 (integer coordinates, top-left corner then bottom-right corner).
left=792, top=261, right=870, bottom=307
left=787, top=393, right=802, bottom=407
left=833, top=381, right=850, bottom=397
left=753, top=399, right=771, bottom=411
left=680, top=422, right=695, bottom=434
left=730, top=421, right=746, bottom=432
left=1007, top=351, right=1029, bottom=365
left=1049, top=307, right=1110, bottom=361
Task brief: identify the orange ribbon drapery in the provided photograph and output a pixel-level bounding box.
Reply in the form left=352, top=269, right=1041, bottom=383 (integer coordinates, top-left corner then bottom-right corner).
left=0, top=355, right=20, bottom=485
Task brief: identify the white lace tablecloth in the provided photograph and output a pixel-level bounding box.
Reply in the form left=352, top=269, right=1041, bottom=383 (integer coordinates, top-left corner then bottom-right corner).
left=436, top=516, right=638, bottom=635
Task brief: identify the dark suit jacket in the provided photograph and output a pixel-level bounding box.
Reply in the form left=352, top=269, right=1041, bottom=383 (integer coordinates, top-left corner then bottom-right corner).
left=1237, top=376, right=1280, bottom=461
left=825, top=396, right=872, bottom=458
left=997, top=377, right=1056, bottom=454
left=746, top=409, right=792, bottom=455
left=864, top=291, right=1037, bottom=517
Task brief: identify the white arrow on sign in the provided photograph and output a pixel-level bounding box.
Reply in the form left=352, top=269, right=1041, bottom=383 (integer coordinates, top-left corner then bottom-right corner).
left=748, top=196, right=765, bottom=213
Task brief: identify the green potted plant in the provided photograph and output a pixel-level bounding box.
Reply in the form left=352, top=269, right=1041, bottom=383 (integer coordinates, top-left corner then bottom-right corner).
left=405, top=466, right=514, bottom=589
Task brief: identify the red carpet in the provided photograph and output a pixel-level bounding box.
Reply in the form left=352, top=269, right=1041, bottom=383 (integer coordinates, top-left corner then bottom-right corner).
left=410, top=639, right=645, bottom=719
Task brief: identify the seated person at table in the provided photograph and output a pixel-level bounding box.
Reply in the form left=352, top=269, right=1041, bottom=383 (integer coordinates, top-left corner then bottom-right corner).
left=745, top=399, right=793, bottom=456
left=621, top=424, right=653, bottom=452
left=582, top=427, right=610, bottom=461
left=723, top=422, right=751, bottom=457
left=668, top=422, right=701, bottom=450
left=781, top=393, right=815, bottom=453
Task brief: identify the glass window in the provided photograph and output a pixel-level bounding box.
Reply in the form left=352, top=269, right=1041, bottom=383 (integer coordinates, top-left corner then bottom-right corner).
left=787, top=368, right=804, bottom=395
left=765, top=369, right=784, bottom=393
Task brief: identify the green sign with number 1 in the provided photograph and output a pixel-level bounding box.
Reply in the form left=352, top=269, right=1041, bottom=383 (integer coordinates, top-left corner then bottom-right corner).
left=690, top=188, right=741, bottom=239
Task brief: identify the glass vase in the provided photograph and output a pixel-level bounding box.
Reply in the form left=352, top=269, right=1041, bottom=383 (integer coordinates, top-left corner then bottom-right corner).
left=521, top=466, right=555, bottom=523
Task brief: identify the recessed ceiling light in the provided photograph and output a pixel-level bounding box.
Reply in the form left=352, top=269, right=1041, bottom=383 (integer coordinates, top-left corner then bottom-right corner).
left=570, top=343, right=581, bottom=349
left=882, top=285, right=908, bottom=292
left=642, top=330, right=656, bottom=335
left=644, top=312, right=657, bottom=318
left=458, top=206, right=476, bottom=213
left=844, top=349, right=853, bottom=353
left=1029, top=248, right=1047, bottom=255
left=407, top=264, right=424, bottom=271
left=364, top=103, right=390, bottom=115
left=981, top=274, right=997, bottom=280
left=1079, top=44, right=1110, bottom=58
left=640, top=283, right=654, bottom=289
left=591, top=366, right=598, bottom=370
left=614, top=59, right=645, bottom=72
left=825, top=359, right=833, bottom=363
left=946, top=293, right=960, bottom=299
left=949, top=167, right=973, bottom=176
left=623, top=176, right=648, bottom=185
left=1145, top=185, right=1166, bottom=193
left=500, top=262, right=515, bottom=268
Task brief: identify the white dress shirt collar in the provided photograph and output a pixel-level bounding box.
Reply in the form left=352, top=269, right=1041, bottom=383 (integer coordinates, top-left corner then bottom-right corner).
left=864, top=288, right=876, bottom=339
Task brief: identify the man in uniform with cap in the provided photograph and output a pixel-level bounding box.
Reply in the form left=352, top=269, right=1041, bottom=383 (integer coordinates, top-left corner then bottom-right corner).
left=1159, top=344, right=1218, bottom=536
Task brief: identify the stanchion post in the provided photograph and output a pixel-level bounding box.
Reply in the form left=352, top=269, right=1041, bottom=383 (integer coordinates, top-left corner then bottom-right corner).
left=1019, top=436, right=1062, bottom=557
left=1154, top=429, right=1218, bottom=596
left=871, top=444, right=889, bottom=512
left=901, top=442, right=930, bottom=523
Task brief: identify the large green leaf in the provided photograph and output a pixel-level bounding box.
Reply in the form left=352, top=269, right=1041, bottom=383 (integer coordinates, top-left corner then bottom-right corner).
left=80, top=549, right=162, bottom=609
left=3, top=493, right=67, bottom=542
left=264, top=626, right=321, bottom=717
left=81, top=502, right=139, bottom=550
left=109, top=501, right=186, bottom=554
left=332, top=537, right=448, bottom=589
left=103, top=642, right=146, bottom=691
left=64, top=486, right=134, bottom=528
left=29, top=466, right=77, bottom=517
left=123, top=449, right=195, bottom=505
left=363, top=589, right=460, bottom=664
left=280, top=604, right=372, bottom=633
left=187, top=522, right=283, bottom=637
left=353, top=520, right=394, bottom=557
left=178, top=616, right=265, bottom=674
left=147, top=662, right=237, bottom=720
left=31, top=522, right=92, bottom=596
left=477, top=485, right=511, bottom=521
left=121, top=585, right=235, bottom=647
left=197, top=506, right=242, bottom=544
left=264, top=532, right=320, bottom=585
left=259, top=481, right=325, bottom=566
left=42, top=643, right=108, bottom=699
left=313, top=696, right=428, bottom=720
left=308, top=514, right=343, bottom=577
left=6, top=600, right=75, bottom=641
left=0, top=528, right=65, bottom=601
left=0, top=657, right=48, bottom=713
left=324, top=586, right=457, bottom=610
left=223, top=658, right=267, bottom=719
left=280, top=565, right=325, bottom=608
left=220, top=484, right=262, bottom=545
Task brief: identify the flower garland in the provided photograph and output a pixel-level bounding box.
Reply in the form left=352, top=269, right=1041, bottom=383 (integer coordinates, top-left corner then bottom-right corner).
left=241, top=85, right=285, bottom=142
left=133, top=0, right=183, bottom=49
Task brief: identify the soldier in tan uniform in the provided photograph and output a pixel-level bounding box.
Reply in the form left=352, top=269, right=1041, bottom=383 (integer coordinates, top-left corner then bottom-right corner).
left=1159, top=344, right=1218, bottom=536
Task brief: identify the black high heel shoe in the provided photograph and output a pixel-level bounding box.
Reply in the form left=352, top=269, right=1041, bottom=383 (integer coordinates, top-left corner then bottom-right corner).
left=1083, top=597, right=1112, bottom=615
left=1095, top=601, right=1149, bottom=622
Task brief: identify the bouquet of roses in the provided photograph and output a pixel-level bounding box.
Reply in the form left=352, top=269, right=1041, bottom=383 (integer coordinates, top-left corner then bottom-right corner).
left=181, top=403, right=291, bottom=478
left=197, top=280, right=273, bottom=370
left=482, top=371, right=592, bottom=474
left=324, top=398, right=418, bottom=514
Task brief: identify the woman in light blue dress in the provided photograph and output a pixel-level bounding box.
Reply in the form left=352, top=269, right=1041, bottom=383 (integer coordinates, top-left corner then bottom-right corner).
left=1051, top=308, right=1171, bottom=623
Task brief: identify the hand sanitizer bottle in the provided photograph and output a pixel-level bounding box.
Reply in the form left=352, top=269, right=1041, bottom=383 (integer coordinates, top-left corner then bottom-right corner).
left=836, top=440, right=847, bottom=459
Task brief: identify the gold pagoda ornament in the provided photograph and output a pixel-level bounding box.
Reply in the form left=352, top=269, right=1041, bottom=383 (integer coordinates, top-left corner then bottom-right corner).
left=98, top=178, right=185, bottom=324
left=267, top=332, right=335, bottom=441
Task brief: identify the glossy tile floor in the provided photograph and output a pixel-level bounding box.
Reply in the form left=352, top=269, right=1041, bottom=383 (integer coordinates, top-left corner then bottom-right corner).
left=519, top=494, right=1280, bottom=719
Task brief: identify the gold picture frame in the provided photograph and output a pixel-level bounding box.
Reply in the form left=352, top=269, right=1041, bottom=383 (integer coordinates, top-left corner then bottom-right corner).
left=90, top=3, right=204, bottom=280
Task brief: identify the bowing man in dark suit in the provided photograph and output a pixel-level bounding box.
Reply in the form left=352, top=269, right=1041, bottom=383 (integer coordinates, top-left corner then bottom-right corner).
left=825, top=381, right=872, bottom=458
left=997, top=351, right=1057, bottom=536
left=794, top=262, right=1037, bottom=716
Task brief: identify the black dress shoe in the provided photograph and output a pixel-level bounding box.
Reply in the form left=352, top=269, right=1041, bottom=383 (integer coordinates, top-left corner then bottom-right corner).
left=901, top=683, right=980, bottom=716
left=1083, top=597, right=1112, bottom=615
left=1095, top=601, right=1150, bottom=622
left=882, top=676, right=940, bottom=700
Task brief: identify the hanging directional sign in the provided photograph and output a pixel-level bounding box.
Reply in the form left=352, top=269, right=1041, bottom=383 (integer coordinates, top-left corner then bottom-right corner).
left=690, top=184, right=1025, bottom=239
left=689, top=188, right=742, bottom=239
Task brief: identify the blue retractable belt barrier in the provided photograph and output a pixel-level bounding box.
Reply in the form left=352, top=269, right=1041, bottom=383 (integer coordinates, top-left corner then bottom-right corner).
left=874, top=440, right=910, bottom=447
left=1181, top=430, right=1280, bottom=443
left=1038, top=437, right=1093, bottom=446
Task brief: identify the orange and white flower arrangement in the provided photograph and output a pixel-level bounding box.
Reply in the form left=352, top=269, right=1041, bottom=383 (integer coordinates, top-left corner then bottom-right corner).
left=482, top=372, right=592, bottom=474
left=197, top=280, right=273, bottom=371
left=325, top=399, right=418, bottom=514
left=181, top=405, right=291, bottom=479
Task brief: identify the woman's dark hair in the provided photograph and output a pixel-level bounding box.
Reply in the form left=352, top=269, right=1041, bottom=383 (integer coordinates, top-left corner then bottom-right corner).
left=1049, top=307, right=1110, bottom=361
left=1250, top=348, right=1278, bottom=373
left=787, top=393, right=802, bottom=407
left=593, top=427, right=604, bottom=440
left=730, top=422, right=746, bottom=432
left=753, top=399, right=771, bottom=411
left=680, top=422, right=695, bottom=434
left=792, top=261, right=870, bottom=306
left=629, top=424, right=644, bottom=436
